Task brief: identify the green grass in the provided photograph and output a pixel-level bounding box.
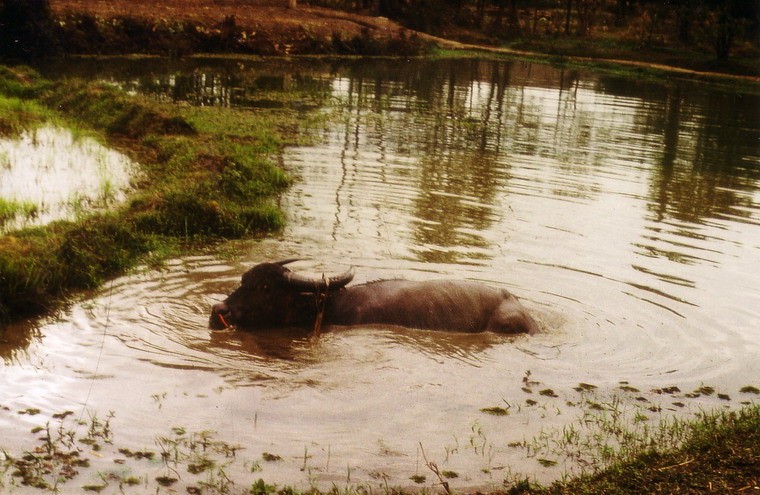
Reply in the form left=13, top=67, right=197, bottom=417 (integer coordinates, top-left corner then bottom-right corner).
left=0, top=198, right=38, bottom=227
left=0, top=65, right=301, bottom=323
left=0, top=66, right=71, bottom=134
left=513, top=404, right=760, bottom=494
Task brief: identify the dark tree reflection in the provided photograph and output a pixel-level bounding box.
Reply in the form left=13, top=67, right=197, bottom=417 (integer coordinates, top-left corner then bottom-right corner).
left=40, top=56, right=760, bottom=269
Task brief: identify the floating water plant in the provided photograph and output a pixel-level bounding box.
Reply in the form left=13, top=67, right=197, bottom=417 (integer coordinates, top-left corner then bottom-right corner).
left=480, top=406, right=510, bottom=416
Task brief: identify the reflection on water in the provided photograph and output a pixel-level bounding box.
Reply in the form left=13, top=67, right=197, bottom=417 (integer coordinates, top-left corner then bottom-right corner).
left=2, top=57, right=759, bottom=491
left=0, top=125, right=136, bottom=232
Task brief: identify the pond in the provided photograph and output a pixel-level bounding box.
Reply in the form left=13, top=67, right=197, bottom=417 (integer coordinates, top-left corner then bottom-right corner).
left=0, top=125, right=136, bottom=233
left=1, top=57, right=759, bottom=493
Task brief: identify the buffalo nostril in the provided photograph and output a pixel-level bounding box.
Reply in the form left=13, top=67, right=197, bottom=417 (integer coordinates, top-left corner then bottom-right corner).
left=210, top=302, right=232, bottom=329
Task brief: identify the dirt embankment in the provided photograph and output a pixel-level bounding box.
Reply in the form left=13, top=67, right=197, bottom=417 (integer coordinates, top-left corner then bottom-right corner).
left=49, top=0, right=760, bottom=84
left=52, top=0, right=391, bottom=39
left=50, top=0, right=436, bottom=55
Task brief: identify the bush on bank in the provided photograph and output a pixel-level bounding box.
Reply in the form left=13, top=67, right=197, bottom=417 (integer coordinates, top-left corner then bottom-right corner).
left=0, top=66, right=290, bottom=324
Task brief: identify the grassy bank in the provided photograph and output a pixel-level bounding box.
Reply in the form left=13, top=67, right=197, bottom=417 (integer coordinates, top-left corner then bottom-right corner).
left=0, top=65, right=303, bottom=324
left=494, top=32, right=759, bottom=78
left=516, top=403, right=759, bottom=494
left=430, top=39, right=760, bottom=96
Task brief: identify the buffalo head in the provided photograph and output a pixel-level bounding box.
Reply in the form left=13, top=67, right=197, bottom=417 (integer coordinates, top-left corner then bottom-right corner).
left=209, top=259, right=355, bottom=329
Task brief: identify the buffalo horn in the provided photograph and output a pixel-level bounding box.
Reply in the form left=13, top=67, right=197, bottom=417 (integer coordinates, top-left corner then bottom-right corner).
left=283, top=266, right=355, bottom=292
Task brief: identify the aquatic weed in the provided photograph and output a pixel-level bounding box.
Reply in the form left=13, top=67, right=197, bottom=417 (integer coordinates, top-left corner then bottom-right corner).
left=251, top=477, right=277, bottom=495
left=0, top=410, right=110, bottom=491
left=480, top=406, right=509, bottom=416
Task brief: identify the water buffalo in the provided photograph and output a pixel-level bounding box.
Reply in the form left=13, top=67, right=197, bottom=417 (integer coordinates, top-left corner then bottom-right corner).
left=209, top=259, right=539, bottom=334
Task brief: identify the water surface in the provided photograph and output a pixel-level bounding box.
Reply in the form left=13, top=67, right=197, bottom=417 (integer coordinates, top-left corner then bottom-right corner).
left=0, top=125, right=136, bottom=232
left=2, top=57, right=759, bottom=492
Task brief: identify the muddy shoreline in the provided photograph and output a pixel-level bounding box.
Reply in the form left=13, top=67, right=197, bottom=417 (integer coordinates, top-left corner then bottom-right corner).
left=1, top=1, right=752, bottom=83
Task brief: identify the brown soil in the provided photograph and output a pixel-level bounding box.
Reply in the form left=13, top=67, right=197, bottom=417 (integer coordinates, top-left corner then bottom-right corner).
left=50, top=0, right=414, bottom=47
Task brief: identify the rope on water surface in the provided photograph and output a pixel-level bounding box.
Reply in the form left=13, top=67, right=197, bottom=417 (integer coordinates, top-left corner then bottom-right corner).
left=50, top=279, right=113, bottom=491
left=79, top=279, right=113, bottom=421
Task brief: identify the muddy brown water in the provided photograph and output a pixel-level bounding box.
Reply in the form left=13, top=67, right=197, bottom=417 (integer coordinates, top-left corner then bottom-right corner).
left=2, top=58, right=759, bottom=492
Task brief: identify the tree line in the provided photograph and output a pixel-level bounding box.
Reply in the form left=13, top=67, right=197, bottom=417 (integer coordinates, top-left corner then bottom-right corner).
left=311, top=0, right=758, bottom=62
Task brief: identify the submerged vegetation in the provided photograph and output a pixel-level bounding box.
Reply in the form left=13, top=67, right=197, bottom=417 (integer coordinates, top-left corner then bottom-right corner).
left=2, top=399, right=757, bottom=493
left=0, top=65, right=301, bottom=324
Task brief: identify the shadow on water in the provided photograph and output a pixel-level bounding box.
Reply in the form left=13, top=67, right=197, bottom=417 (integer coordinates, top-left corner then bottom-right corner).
left=38, top=57, right=759, bottom=223
left=208, top=324, right=508, bottom=364
left=209, top=326, right=319, bottom=362
left=0, top=320, right=41, bottom=363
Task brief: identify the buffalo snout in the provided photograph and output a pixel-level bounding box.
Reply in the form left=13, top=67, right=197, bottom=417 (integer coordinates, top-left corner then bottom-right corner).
left=210, top=302, right=232, bottom=329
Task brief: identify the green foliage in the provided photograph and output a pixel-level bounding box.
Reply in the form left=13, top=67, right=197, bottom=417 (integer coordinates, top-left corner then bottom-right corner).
left=57, top=215, right=153, bottom=289
left=1, top=403, right=757, bottom=495
left=219, top=153, right=290, bottom=200
left=0, top=217, right=159, bottom=321
left=0, top=198, right=38, bottom=227
left=0, top=230, right=65, bottom=321
left=0, top=66, right=49, bottom=99
left=130, top=137, right=288, bottom=238
left=43, top=80, right=196, bottom=138
left=740, top=385, right=760, bottom=394
left=251, top=478, right=278, bottom=495
left=0, top=67, right=56, bottom=134
left=480, top=406, right=510, bottom=416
